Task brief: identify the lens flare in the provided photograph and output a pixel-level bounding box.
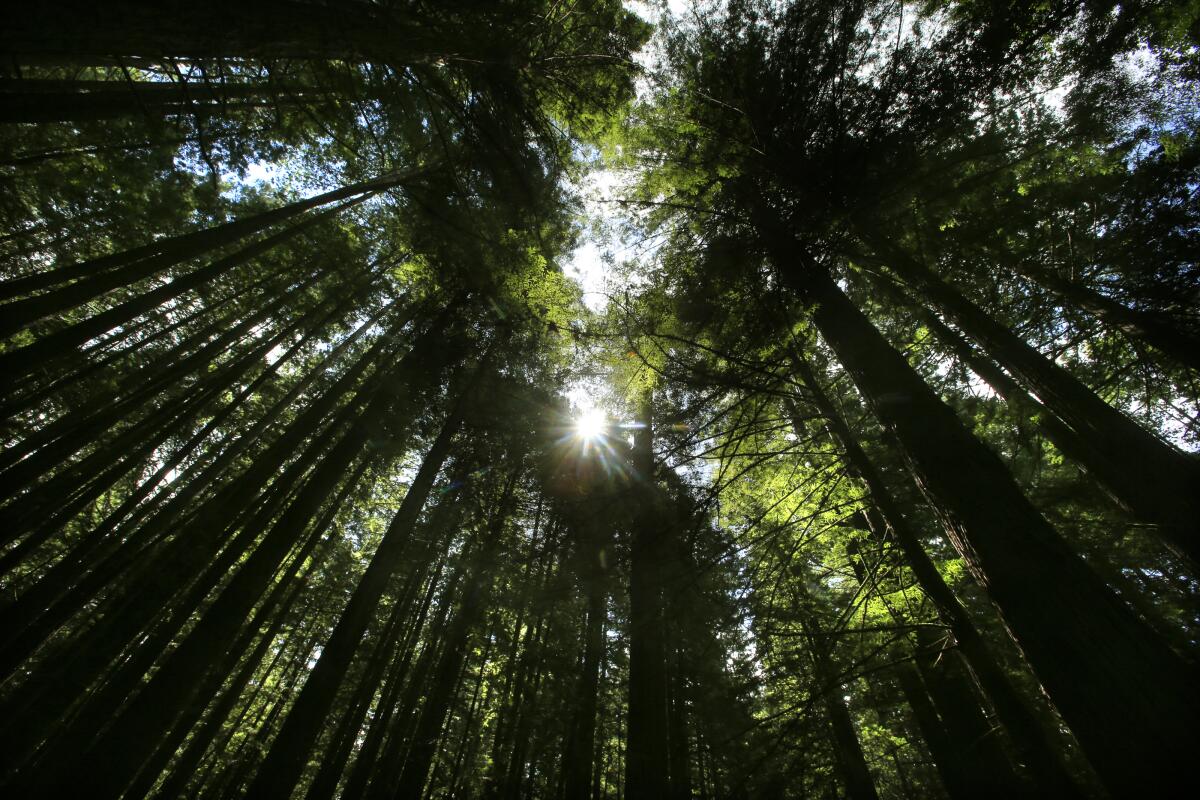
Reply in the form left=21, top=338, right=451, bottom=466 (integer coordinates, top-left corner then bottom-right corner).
left=575, top=408, right=607, bottom=440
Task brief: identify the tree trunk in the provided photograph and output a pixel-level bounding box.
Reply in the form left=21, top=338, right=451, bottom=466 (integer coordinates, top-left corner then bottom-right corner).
left=1012, top=259, right=1200, bottom=372
left=0, top=1, right=443, bottom=64
left=0, top=166, right=429, bottom=317
left=241, top=357, right=482, bottom=800
left=624, top=389, right=670, bottom=800
left=894, top=662, right=978, bottom=799
left=786, top=355, right=1085, bottom=796
left=775, top=248, right=1200, bottom=798
left=878, top=247, right=1200, bottom=563
left=393, top=469, right=522, bottom=799
left=562, top=506, right=608, bottom=799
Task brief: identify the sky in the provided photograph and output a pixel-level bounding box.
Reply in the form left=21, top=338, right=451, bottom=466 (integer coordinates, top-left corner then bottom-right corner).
left=563, top=1, right=690, bottom=312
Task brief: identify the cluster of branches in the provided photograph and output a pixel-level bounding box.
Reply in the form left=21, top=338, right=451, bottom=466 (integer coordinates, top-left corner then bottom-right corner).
left=585, top=0, right=1200, bottom=797
left=3, top=1, right=1200, bottom=799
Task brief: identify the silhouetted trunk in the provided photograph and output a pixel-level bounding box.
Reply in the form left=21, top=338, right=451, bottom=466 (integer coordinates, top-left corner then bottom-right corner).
left=0, top=166, right=428, bottom=322
left=0, top=0, right=446, bottom=63
left=348, top=560, right=458, bottom=800
left=871, top=268, right=1194, bottom=561
left=912, top=629, right=1024, bottom=798
left=791, top=575, right=879, bottom=800
left=486, top=520, right=561, bottom=799
left=303, top=576, right=413, bottom=800
left=393, top=468, right=522, bottom=799
left=0, top=203, right=353, bottom=386
left=563, top=505, right=608, bottom=799
left=0, top=303, right=393, bottom=673
left=140, top=494, right=351, bottom=800
left=23, top=310, right=459, bottom=800
left=774, top=245, right=1200, bottom=798
left=880, top=247, right=1200, bottom=563
left=0, top=331, right=398, bottom=765
left=242, top=355, right=484, bottom=800
left=667, top=640, right=692, bottom=800
left=786, top=354, right=1084, bottom=796
left=624, top=389, right=670, bottom=800
left=1012, top=259, right=1200, bottom=372
left=894, top=662, right=977, bottom=799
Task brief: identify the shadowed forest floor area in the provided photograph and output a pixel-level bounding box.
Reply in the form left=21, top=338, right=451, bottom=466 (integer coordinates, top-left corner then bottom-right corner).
left=1, top=1, right=1199, bottom=798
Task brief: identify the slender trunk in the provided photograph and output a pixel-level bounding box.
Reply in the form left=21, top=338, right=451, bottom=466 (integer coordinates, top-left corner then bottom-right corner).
left=879, top=247, right=1200, bottom=562
left=448, top=623, right=497, bottom=797
left=563, top=509, right=608, bottom=799
left=775, top=248, right=1200, bottom=797
left=486, top=522, right=561, bottom=800
left=0, top=304, right=395, bottom=671
left=502, top=615, right=552, bottom=797
left=1012, top=259, right=1200, bottom=372
left=140, top=490, right=353, bottom=800
left=0, top=165, right=430, bottom=307
left=0, top=200, right=356, bottom=385
left=667, top=640, right=691, bottom=800
left=791, top=579, right=879, bottom=800
left=0, top=281, right=319, bottom=546
left=393, top=468, right=522, bottom=799
left=303, top=580, right=413, bottom=800
left=23, top=319, right=455, bottom=800
left=786, top=355, right=1084, bottom=796
left=0, top=343, right=381, bottom=759
left=362, top=567, right=465, bottom=800
left=0, top=289, right=359, bottom=615
left=243, top=361, right=480, bottom=800
left=624, top=389, right=670, bottom=800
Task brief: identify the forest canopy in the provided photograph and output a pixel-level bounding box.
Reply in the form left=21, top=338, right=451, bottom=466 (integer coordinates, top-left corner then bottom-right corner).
left=1, top=1, right=1198, bottom=798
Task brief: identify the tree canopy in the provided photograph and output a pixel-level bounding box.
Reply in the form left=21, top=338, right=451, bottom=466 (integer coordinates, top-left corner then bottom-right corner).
left=1, top=1, right=1198, bottom=798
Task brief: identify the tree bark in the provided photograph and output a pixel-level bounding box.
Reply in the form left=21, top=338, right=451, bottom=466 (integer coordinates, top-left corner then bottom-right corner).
left=624, top=389, right=671, bottom=800
left=775, top=248, right=1200, bottom=798
left=241, top=355, right=483, bottom=800
left=786, top=353, right=1085, bottom=796
left=877, top=247, right=1200, bottom=563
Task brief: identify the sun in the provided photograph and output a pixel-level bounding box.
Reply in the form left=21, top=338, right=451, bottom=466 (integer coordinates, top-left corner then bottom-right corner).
left=574, top=407, right=607, bottom=440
